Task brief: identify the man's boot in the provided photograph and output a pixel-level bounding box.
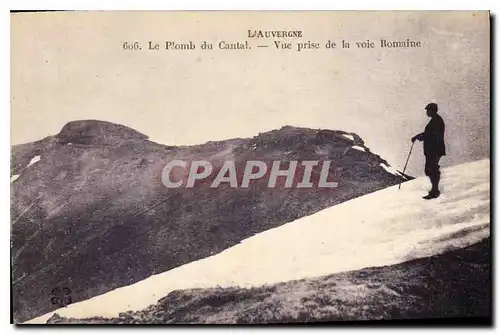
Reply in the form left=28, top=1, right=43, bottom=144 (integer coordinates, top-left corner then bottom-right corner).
left=423, top=173, right=441, bottom=199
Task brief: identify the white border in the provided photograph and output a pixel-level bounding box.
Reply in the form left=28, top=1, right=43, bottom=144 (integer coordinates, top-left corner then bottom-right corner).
left=3, top=1, right=498, bottom=333
left=2, top=1, right=497, bottom=11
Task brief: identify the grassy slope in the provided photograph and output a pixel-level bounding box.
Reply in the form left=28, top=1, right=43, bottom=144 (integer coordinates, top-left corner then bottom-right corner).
left=47, top=237, right=491, bottom=324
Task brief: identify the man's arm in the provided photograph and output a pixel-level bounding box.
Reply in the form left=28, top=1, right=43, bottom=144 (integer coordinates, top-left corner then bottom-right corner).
left=411, top=133, right=424, bottom=143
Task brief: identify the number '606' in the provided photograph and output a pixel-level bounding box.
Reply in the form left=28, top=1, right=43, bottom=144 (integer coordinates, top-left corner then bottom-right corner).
left=122, top=42, right=141, bottom=50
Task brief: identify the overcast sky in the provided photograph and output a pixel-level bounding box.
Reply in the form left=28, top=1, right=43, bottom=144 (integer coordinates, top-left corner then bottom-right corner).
left=11, top=11, right=490, bottom=177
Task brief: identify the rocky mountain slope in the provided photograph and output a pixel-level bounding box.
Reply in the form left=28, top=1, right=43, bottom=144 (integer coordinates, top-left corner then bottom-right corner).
left=12, top=120, right=406, bottom=322
left=27, top=158, right=490, bottom=324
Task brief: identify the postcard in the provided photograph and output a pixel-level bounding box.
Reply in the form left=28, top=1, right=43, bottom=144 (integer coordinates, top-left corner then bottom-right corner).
left=11, top=11, right=490, bottom=324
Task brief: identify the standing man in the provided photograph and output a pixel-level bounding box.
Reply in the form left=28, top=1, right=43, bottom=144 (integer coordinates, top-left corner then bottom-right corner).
left=411, top=103, right=446, bottom=199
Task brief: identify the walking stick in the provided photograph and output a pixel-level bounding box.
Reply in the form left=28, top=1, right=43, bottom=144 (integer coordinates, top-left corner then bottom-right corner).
left=398, top=141, right=415, bottom=190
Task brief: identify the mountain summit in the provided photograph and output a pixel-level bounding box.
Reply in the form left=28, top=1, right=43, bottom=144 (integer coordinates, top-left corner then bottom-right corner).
left=56, top=120, right=148, bottom=145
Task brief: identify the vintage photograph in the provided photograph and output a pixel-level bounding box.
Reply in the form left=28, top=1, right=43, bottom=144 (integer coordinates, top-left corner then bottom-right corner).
left=10, top=11, right=490, bottom=324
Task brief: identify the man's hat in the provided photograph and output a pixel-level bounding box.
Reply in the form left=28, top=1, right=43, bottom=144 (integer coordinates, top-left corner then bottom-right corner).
left=425, top=103, right=438, bottom=112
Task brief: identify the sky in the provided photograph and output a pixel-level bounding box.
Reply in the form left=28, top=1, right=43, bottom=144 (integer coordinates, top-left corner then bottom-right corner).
left=11, top=11, right=490, bottom=177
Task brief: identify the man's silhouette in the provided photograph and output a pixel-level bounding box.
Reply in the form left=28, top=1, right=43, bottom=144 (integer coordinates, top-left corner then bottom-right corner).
left=411, top=103, right=446, bottom=199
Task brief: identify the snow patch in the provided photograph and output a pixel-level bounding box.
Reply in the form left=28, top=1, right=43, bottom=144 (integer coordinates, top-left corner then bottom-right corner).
left=351, top=145, right=366, bottom=152
left=380, top=162, right=402, bottom=177
left=27, top=155, right=41, bottom=168
left=342, top=134, right=354, bottom=141
left=27, top=159, right=490, bottom=323
left=10, top=174, right=20, bottom=183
